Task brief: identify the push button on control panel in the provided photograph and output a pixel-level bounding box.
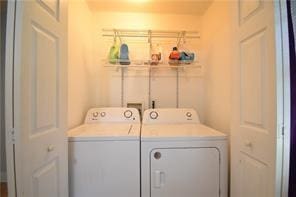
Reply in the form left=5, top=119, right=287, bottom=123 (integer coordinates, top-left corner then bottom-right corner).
left=150, top=111, right=158, bottom=119
left=124, top=110, right=133, bottom=118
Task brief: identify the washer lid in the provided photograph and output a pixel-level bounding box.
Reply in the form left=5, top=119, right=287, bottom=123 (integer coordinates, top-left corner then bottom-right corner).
left=68, top=123, right=140, bottom=141
left=141, top=123, right=227, bottom=141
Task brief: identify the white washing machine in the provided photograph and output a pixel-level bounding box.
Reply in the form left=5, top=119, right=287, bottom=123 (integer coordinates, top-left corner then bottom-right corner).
left=141, top=108, right=228, bottom=197
left=68, top=108, right=141, bottom=197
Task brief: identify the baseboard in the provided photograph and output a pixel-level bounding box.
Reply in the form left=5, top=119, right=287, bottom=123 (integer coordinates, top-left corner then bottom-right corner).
left=0, top=171, right=7, bottom=182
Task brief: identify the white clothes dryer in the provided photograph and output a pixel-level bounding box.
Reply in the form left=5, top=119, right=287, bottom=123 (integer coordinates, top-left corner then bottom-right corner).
left=141, top=108, right=228, bottom=197
left=68, top=108, right=141, bottom=197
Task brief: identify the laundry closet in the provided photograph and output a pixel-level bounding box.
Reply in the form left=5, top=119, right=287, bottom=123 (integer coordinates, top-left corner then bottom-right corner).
left=3, top=0, right=287, bottom=197
left=68, top=0, right=232, bottom=133
left=66, top=1, right=280, bottom=196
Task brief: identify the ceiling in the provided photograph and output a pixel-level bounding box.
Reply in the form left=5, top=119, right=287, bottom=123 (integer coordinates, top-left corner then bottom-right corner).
left=86, top=0, right=213, bottom=16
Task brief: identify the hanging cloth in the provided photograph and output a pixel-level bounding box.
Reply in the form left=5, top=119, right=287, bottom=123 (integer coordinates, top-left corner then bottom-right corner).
left=108, top=33, right=120, bottom=64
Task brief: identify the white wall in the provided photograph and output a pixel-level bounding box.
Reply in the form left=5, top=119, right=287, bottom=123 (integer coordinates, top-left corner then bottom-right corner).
left=67, top=1, right=234, bottom=130
left=68, top=0, right=95, bottom=128
left=201, top=1, right=234, bottom=134
left=92, top=12, right=205, bottom=121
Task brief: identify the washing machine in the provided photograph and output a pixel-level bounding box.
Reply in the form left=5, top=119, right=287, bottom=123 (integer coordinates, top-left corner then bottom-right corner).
left=68, top=107, right=141, bottom=197
left=141, top=108, right=228, bottom=197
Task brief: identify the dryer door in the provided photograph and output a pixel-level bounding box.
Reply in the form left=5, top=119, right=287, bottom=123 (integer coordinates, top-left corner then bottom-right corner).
left=150, top=148, right=220, bottom=197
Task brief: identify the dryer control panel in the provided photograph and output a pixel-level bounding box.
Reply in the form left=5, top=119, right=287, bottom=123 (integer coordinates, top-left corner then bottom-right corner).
left=142, top=108, right=200, bottom=124
left=85, top=108, right=140, bottom=123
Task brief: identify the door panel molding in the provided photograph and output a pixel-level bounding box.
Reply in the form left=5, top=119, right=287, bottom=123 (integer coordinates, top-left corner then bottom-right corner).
left=240, top=28, right=267, bottom=131
left=32, top=158, right=59, bottom=197
left=239, top=152, right=268, bottom=197
left=239, top=0, right=264, bottom=25
left=31, top=22, right=59, bottom=136
left=36, top=0, right=59, bottom=20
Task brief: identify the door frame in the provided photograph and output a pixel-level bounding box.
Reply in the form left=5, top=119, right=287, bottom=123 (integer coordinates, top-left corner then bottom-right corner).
left=274, top=1, right=291, bottom=196
left=5, top=0, right=16, bottom=196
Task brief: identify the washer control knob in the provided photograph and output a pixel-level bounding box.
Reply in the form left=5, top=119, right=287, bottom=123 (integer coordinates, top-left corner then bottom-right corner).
left=93, top=112, right=99, bottom=117
left=124, top=110, right=133, bottom=118
left=186, top=112, right=192, bottom=118
left=150, top=111, right=158, bottom=119
left=100, top=112, right=106, bottom=117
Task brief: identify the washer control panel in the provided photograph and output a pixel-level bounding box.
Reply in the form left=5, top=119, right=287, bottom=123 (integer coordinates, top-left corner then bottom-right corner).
left=85, top=108, right=140, bottom=123
left=143, top=108, right=200, bottom=124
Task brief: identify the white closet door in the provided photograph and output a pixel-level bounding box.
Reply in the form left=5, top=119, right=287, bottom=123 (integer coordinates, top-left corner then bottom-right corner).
left=11, top=0, right=68, bottom=196
left=231, top=1, right=279, bottom=197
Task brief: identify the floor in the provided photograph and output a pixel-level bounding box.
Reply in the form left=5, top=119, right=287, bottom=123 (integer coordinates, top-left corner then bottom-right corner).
left=0, top=182, right=8, bottom=197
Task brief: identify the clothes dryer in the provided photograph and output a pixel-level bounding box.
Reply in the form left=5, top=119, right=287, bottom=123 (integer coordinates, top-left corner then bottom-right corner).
left=141, top=108, right=228, bottom=197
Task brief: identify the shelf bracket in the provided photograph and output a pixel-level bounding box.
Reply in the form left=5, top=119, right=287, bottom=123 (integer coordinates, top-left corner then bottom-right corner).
left=114, top=29, right=122, bottom=44
left=148, top=67, right=152, bottom=108
left=177, top=31, right=186, bottom=48
left=148, top=30, right=152, bottom=57
left=148, top=30, right=152, bottom=44
left=113, top=29, right=117, bottom=43
left=183, top=31, right=187, bottom=45
left=177, top=32, right=182, bottom=48
left=121, top=67, right=124, bottom=107
left=176, top=68, right=179, bottom=108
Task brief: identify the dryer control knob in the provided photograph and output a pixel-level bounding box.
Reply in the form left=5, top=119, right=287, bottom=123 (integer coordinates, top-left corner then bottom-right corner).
left=100, top=112, right=106, bottom=117
left=93, top=112, right=99, bottom=117
left=186, top=112, right=192, bottom=118
left=150, top=111, right=158, bottom=119
left=124, top=110, right=133, bottom=118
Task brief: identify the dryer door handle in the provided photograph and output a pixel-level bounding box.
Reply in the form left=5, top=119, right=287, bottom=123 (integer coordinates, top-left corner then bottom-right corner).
left=154, top=170, right=165, bottom=188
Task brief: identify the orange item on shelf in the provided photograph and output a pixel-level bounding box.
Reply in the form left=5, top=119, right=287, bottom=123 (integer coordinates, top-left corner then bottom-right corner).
left=169, top=47, right=180, bottom=60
